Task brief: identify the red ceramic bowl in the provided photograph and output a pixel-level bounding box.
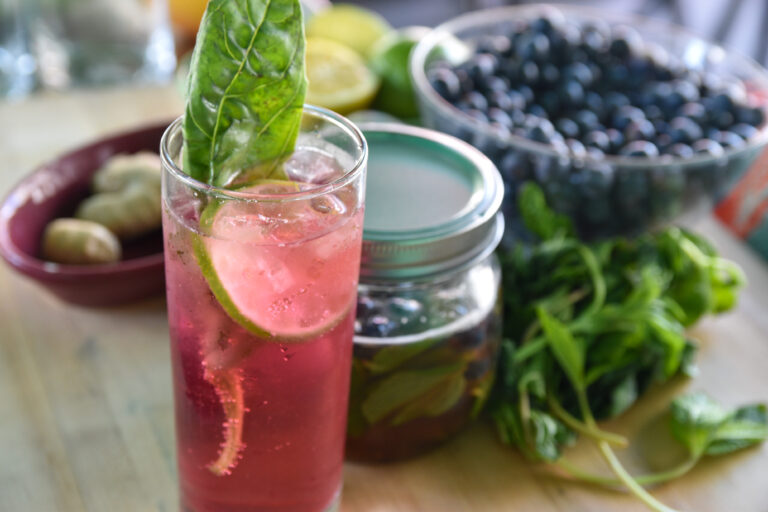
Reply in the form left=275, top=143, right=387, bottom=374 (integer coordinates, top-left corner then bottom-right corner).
left=0, top=121, right=171, bottom=307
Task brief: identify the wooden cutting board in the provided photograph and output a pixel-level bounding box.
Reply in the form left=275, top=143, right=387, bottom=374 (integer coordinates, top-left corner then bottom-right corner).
left=1, top=87, right=767, bottom=512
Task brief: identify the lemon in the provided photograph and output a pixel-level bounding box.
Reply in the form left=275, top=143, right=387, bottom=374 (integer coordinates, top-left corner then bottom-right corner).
left=306, top=4, right=393, bottom=57
left=306, top=37, right=380, bottom=115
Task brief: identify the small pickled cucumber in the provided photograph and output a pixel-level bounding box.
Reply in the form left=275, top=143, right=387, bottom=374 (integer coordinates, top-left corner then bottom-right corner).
left=75, top=181, right=162, bottom=240
left=92, top=151, right=161, bottom=194
left=42, top=218, right=122, bottom=265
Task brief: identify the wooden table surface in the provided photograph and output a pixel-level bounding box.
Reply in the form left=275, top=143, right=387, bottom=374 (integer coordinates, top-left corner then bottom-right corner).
left=1, top=87, right=767, bottom=512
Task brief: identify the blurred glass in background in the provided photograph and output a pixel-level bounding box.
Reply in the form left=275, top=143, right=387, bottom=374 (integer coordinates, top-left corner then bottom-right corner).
left=0, top=0, right=36, bottom=98
left=0, top=0, right=175, bottom=98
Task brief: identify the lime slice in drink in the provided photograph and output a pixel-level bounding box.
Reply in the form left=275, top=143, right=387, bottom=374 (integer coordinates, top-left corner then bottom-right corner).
left=306, top=37, right=380, bottom=114
left=194, top=179, right=357, bottom=341
left=306, top=4, right=392, bottom=57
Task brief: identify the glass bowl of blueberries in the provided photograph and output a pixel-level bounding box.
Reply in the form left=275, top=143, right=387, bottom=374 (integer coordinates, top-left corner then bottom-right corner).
left=410, top=4, right=768, bottom=240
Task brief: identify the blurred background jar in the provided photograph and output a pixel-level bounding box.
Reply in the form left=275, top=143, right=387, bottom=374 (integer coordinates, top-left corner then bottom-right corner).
left=26, top=0, right=175, bottom=90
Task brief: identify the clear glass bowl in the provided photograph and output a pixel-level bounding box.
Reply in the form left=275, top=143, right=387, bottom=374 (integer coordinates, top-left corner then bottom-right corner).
left=410, top=4, right=768, bottom=240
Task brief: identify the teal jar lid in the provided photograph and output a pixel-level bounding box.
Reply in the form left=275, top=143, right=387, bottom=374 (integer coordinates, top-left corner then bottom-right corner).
left=360, top=123, right=504, bottom=280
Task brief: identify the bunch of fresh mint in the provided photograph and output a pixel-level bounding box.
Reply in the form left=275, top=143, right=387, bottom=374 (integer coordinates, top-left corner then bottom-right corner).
left=491, top=183, right=766, bottom=512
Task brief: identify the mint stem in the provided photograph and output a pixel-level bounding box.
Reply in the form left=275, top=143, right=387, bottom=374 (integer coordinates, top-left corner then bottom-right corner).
left=576, top=388, right=681, bottom=512
left=547, top=394, right=628, bottom=447
left=556, top=455, right=699, bottom=488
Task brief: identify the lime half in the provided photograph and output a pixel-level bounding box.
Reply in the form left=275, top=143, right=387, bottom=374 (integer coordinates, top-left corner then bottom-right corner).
left=306, top=4, right=392, bottom=57
left=306, top=37, right=380, bottom=114
left=194, top=180, right=356, bottom=341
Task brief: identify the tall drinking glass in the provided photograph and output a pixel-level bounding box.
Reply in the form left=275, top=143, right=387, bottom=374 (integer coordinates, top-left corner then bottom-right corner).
left=160, top=106, right=367, bottom=512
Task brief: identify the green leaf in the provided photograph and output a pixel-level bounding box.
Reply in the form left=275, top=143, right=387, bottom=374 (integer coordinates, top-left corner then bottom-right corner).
left=528, top=410, right=575, bottom=462
left=705, top=404, right=768, bottom=455
left=366, top=337, right=440, bottom=374
left=605, top=373, right=638, bottom=418
left=518, top=182, right=573, bottom=240
left=537, top=307, right=585, bottom=391
left=360, top=363, right=464, bottom=424
left=183, top=0, right=307, bottom=186
left=390, top=370, right=466, bottom=426
left=670, top=392, right=729, bottom=457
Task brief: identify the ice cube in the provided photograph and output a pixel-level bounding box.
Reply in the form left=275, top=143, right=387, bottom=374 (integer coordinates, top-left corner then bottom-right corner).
left=284, top=147, right=346, bottom=185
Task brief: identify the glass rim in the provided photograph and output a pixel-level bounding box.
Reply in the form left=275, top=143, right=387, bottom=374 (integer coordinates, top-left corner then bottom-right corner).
left=160, top=104, right=367, bottom=202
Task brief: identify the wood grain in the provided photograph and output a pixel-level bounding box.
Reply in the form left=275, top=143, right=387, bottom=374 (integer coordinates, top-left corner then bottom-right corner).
left=1, top=87, right=767, bottom=512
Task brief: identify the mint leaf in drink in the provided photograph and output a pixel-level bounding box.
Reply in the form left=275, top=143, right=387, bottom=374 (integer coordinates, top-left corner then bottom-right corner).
left=183, top=0, right=307, bottom=187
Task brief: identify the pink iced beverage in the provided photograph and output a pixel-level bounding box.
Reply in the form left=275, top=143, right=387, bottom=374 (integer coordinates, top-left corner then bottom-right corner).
left=161, top=114, right=367, bottom=512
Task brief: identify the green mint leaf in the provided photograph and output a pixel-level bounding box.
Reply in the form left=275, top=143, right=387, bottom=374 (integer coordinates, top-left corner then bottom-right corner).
left=705, top=404, right=768, bottom=455
left=518, top=182, right=574, bottom=241
left=390, top=371, right=466, bottom=426
left=183, top=0, right=307, bottom=186
left=536, top=306, right=585, bottom=391
left=360, top=363, right=464, bottom=424
left=367, top=337, right=441, bottom=375
left=670, top=392, right=729, bottom=457
left=529, top=410, right=575, bottom=462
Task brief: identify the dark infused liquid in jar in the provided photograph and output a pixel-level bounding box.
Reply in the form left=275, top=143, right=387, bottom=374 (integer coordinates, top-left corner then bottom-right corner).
left=346, top=286, right=501, bottom=463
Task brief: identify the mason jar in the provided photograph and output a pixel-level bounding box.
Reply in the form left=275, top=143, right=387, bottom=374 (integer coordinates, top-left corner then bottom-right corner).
left=346, top=123, right=504, bottom=462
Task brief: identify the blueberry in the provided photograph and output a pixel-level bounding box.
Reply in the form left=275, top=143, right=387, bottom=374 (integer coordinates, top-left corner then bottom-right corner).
left=606, top=64, right=630, bottom=88
left=707, top=92, right=735, bottom=112
left=361, top=314, right=398, bottom=337
left=581, top=22, right=609, bottom=54
left=606, top=128, right=626, bottom=153
left=520, top=61, right=540, bottom=86
left=678, top=102, right=707, bottom=124
left=586, top=146, right=606, bottom=160
left=467, top=53, right=498, bottom=81
left=428, top=67, right=461, bottom=101
left=668, top=116, right=703, bottom=144
left=624, top=119, right=656, bottom=142
left=464, top=109, right=488, bottom=123
left=664, top=143, right=694, bottom=158
left=609, top=26, right=642, bottom=60
left=527, top=119, right=556, bottom=143
left=508, top=108, right=526, bottom=127
left=612, top=105, right=645, bottom=131
left=562, top=62, right=594, bottom=87
left=566, top=138, right=588, bottom=159
left=627, top=56, right=653, bottom=80
left=712, top=130, right=746, bottom=149
left=506, top=90, right=527, bottom=111
left=481, top=75, right=509, bottom=94
left=574, top=109, right=600, bottom=133
left=463, top=91, right=488, bottom=112
left=516, top=32, right=552, bottom=62
left=731, top=123, right=758, bottom=141
left=387, top=297, right=423, bottom=323
left=643, top=104, right=664, bottom=122
left=556, top=117, right=580, bottom=139
left=356, top=295, right=377, bottom=317
left=584, top=91, right=606, bottom=120
left=584, top=130, right=611, bottom=152
left=497, top=150, right=530, bottom=182
left=709, top=109, right=735, bottom=130
left=487, top=90, right=513, bottom=110
left=488, top=107, right=513, bottom=128
left=517, top=85, right=535, bottom=104
left=603, top=91, right=630, bottom=113
left=663, top=80, right=700, bottom=111
left=692, top=138, right=725, bottom=157
left=736, top=106, right=765, bottom=126
left=526, top=103, right=548, bottom=118
left=559, top=80, right=585, bottom=108
left=540, top=63, right=561, bottom=86
left=620, top=140, right=659, bottom=157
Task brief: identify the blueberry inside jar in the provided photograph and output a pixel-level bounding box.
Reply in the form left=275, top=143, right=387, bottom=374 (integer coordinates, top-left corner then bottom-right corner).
left=347, top=124, right=505, bottom=463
